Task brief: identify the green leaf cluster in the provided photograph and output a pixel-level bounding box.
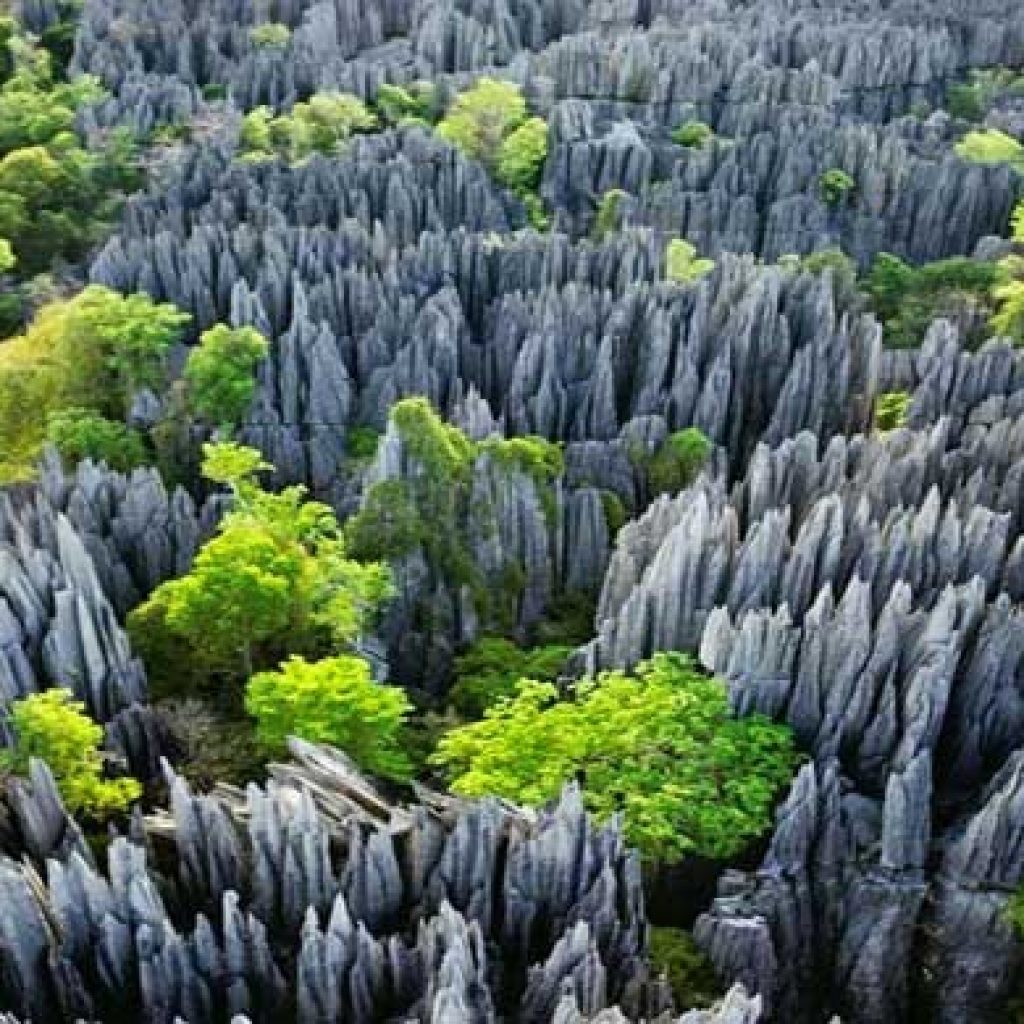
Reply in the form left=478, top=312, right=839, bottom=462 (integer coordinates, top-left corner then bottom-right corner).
left=129, top=443, right=392, bottom=688
left=638, top=427, right=712, bottom=496
left=249, top=22, right=290, bottom=48
left=245, top=654, right=412, bottom=779
left=665, top=239, right=715, bottom=284
left=431, top=651, right=798, bottom=861
left=865, top=252, right=1004, bottom=349
left=240, top=92, right=378, bottom=162
left=448, top=637, right=571, bottom=718
left=592, top=188, right=628, bottom=243
left=818, top=168, right=856, bottom=206
left=436, top=78, right=549, bottom=228
left=0, top=286, right=189, bottom=481
left=0, top=689, right=140, bottom=817
left=648, top=927, right=722, bottom=1010
left=45, top=407, right=148, bottom=471
left=183, top=323, right=269, bottom=427
left=955, top=129, right=1024, bottom=172
left=873, top=391, right=912, bottom=432
left=671, top=120, right=713, bottom=149
left=374, top=81, right=437, bottom=126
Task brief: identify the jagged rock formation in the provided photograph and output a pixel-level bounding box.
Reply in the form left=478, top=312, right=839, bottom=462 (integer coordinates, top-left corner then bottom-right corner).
left=0, top=740, right=688, bottom=1023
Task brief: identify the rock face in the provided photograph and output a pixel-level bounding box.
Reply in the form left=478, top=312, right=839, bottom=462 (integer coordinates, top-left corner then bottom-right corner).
left=0, top=741, right=679, bottom=1023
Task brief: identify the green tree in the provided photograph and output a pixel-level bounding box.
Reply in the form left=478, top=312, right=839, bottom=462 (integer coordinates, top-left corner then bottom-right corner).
left=184, top=323, right=269, bottom=426
left=955, top=129, right=1024, bottom=171
left=0, top=235, right=13, bottom=271
left=647, top=427, right=712, bottom=495
left=874, top=391, right=912, bottom=431
left=129, top=443, right=391, bottom=685
left=249, top=22, right=290, bottom=48
left=648, top=927, right=722, bottom=1009
left=436, top=78, right=527, bottom=170
left=375, top=81, right=436, bottom=125
left=431, top=652, right=798, bottom=861
left=593, top=188, right=627, bottom=242
left=0, top=689, right=140, bottom=817
left=497, top=115, right=548, bottom=193
left=448, top=637, right=571, bottom=718
left=819, top=168, right=856, bottom=206
left=245, top=654, right=412, bottom=779
left=665, top=239, right=714, bottom=284
left=46, top=407, right=147, bottom=470
left=672, top=120, right=713, bottom=148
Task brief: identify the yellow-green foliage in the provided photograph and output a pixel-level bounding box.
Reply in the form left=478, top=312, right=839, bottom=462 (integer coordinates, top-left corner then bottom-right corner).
left=991, top=201, right=1024, bottom=344
left=46, top=407, right=147, bottom=471
left=665, top=238, right=714, bottom=284
left=436, top=78, right=549, bottom=227
left=245, top=654, right=412, bottom=779
left=0, top=286, right=189, bottom=481
left=0, top=689, right=141, bottom=817
left=647, top=427, right=712, bottom=495
left=672, top=120, right=713, bottom=148
left=874, top=391, right=912, bottom=431
left=240, top=92, right=378, bottom=161
left=431, top=652, right=798, bottom=861
left=955, top=129, right=1024, bottom=171
left=249, top=22, right=290, bottom=48
left=129, top=443, right=392, bottom=687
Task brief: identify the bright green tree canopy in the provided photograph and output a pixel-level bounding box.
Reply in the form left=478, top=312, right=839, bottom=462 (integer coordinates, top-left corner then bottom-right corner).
left=431, top=652, right=798, bottom=861
left=245, top=654, right=412, bottom=779
left=0, top=689, right=140, bottom=817
left=184, top=323, right=269, bottom=426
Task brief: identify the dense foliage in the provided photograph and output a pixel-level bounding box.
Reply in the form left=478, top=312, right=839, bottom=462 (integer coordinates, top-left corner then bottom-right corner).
left=0, top=286, right=188, bottom=480
left=245, top=655, right=412, bottom=779
left=0, top=689, right=140, bottom=816
left=240, top=92, right=378, bottom=161
left=432, top=652, right=798, bottom=861
left=130, top=443, right=391, bottom=687
left=436, top=78, right=549, bottom=228
left=819, top=168, right=856, bottom=206
left=0, top=24, right=141, bottom=328
left=183, top=323, right=269, bottom=426
left=672, top=120, right=714, bottom=148
left=448, top=637, right=572, bottom=718
left=665, top=239, right=715, bottom=283
left=865, top=252, right=1004, bottom=349
left=955, top=129, right=1024, bottom=171
left=874, top=391, right=912, bottom=432
left=646, top=427, right=713, bottom=495
left=648, top=927, right=722, bottom=1009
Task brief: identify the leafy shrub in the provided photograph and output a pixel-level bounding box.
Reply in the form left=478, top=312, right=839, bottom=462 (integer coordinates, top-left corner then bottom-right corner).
left=593, top=188, right=627, bottom=242
left=955, top=129, right=1024, bottom=171
left=246, top=655, right=412, bottom=779
left=437, top=78, right=549, bottom=226
left=436, top=78, right=527, bottom=169
left=0, top=286, right=189, bottom=481
left=375, top=81, right=436, bottom=125
left=448, top=637, right=571, bottom=718
left=346, top=425, right=381, bottom=462
left=819, top=168, right=856, bottom=206
left=648, top=927, right=722, bottom=1010
left=946, top=82, right=986, bottom=122
left=240, top=92, right=378, bottom=161
left=672, top=120, right=713, bottom=148
left=874, top=391, right=912, bottom=431
left=665, top=239, right=714, bottom=284
left=865, top=252, right=1003, bottom=349
left=45, top=407, right=147, bottom=470
left=0, top=689, right=141, bottom=817
left=1008, top=886, right=1024, bottom=936
left=249, top=22, right=290, bottom=48
left=184, top=323, right=269, bottom=427
left=600, top=489, right=628, bottom=534
left=497, top=116, right=548, bottom=194
left=647, top=427, right=712, bottom=495
left=201, top=83, right=227, bottom=102
left=432, top=652, right=798, bottom=861
left=129, top=443, right=391, bottom=686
